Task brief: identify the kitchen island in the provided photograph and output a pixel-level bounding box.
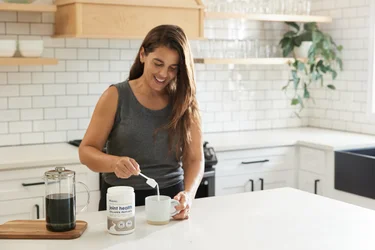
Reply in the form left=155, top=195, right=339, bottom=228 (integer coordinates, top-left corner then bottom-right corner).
left=1, top=187, right=374, bottom=250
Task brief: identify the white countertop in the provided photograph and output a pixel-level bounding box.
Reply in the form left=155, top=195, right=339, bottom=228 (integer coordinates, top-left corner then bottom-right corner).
left=1, top=188, right=375, bottom=250
left=1, top=127, right=375, bottom=170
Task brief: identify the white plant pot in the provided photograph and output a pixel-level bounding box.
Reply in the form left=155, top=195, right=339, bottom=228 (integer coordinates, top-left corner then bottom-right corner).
left=293, top=41, right=313, bottom=58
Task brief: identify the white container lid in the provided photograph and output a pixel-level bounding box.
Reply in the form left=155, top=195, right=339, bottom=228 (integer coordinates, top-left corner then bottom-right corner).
left=107, top=186, right=134, bottom=194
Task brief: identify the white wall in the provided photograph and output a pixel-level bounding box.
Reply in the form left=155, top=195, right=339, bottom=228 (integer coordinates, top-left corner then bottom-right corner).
left=0, top=0, right=308, bottom=147
left=309, top=0, right=375, bottom=133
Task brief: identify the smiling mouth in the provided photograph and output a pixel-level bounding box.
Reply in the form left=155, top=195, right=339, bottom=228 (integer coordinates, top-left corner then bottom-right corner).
left=154, top=76, right=166, bottom=84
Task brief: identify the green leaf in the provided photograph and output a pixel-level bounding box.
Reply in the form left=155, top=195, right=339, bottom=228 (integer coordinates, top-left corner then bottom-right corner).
left=284, top=31, right=297, bottom=37
left=337, top=45, right=343, bottom=51
left=303, top=84, right=310, bottom=98
left=336, top=58, right=343, bottom=70
left=283, top=43, right=293, bottom=57
left=327, top=84, right=336, bottom=90
left=304, top=22, right=318, bottom=32
left=312, top=31, right=324, bottom=44
left=298, top=95, right=305, bottom=108
left=291, top=98, right=299, bottom=105
left=279, top=37, right=291, bottom=48
left=285, top=22, right=300, bottom=32
left=331, top=69, right=338, bottom=80
left=297, top=61, right=305, bottom=71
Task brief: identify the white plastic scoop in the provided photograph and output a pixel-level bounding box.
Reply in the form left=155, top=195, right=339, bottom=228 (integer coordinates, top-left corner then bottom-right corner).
left=139, top=172, right=158, bottom=188
left=139, top=172, right=160, bottom=201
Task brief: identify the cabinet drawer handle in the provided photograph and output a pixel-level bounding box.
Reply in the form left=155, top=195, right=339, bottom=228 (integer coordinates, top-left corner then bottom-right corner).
left=259, top=178, right=264, bottom=190
left=22, top=182, right=44, bottom=187
left=249, top=179, right=254, bottom=192
left=314, top=179, right=320, bottom=194
left=35, top=204, right=40, bottom=219
left=241, top=160, right=269, bottom=165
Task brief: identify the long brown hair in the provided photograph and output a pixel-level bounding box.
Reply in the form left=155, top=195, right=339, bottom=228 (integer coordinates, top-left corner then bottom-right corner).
left=129, top=25, right=201, bottom=159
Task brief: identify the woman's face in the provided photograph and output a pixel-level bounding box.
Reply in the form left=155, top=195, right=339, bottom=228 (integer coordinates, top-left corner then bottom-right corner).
left=140, top=46, right=180, bottom=93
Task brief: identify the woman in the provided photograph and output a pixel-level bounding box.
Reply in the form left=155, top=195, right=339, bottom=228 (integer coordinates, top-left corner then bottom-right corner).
left=79, top=25, right=204, bottom=220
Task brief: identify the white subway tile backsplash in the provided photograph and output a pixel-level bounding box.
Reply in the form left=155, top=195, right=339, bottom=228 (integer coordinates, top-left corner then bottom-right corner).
left=67, top=130, right=85, bottom=140
left=78, top=95, right=100, bottom=106
left=79, top=118, right=90, bottom=130
left=56, top=72, right=78, bottom=84
left=215, top=112, right=231, bottom=122
left=56, top=96, right=78, bottom=107
left=8, top=73, right=31, bottom=85
left=0, top=73, right=8, bottom=85
left=0, top=122, right=8, bottom=134
left=18, top=12, right=41, bottom=23
left=33, top=120, right=55, bottom=132
left=43, top=61, right=66, bottom=72
left=110, top=61, right=129, bottom=72
left=0, top=23, right=5, bottom=34
left=33, top=96, right=55, bottom=108
left=0, top=11, right=17, bottom=22
left=0, top=97, right=6, bottom=109
left=0, top=66, right=18, bottom=72
left=8, top=97, right=31, bottom=109
left=32, top=72, right=54, bottom=84
left=88, top=84, right=107, bottom=95
left=88, top=39, right=109, bottom=48
left=78, top=72, right=99, bottom=83
left=0, top=134, right=20, bottom=146
left=30, top=23, right=53, bottom=35
left=20, top=85, right=43, bottom=96
left=0, top=110, right=19, bottom=122
left=99, top=72, right=120, bottom=83
left=6, top=23, right=29, bottom=35
left=109, top=39, right=130, bottom=49
left=56, top=119, right=78, bottom=130
left=0, top=86, right=19, bottom=98
left=256, top=120, right=272, bottom=129
left=66, top=60, right=88, bottom=72
left=89, top=61, right=109, bottom=72
left=44, top=108, right=66, bottom=119
left=67, top=107, right=88, bottom=118
left=78, top=49, right=99, bottom=60
left=55, top=49, right=77, bottom=60
left=9, top=121, right=32, bottom=133
left=42, top=37, right=65, bottom=48
left=66, top=84, right=88, bottom=95
left=45, top=131, right=67, bottom=143
left=121, top=50, right=136, bottom=60
left=99, top=49, right=121, bottom=60
left=66, top=38, right=88, bottom=48
left=21, top=132, right=43, bottom=144
left=21, top=109, right=43, bottom=120
left=44, top=84, right=66, bottom=96
left=42, top=13, right=54, bottom=23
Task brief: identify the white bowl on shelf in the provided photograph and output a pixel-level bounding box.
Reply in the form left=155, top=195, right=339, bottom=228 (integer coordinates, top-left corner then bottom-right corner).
left=19, top=40, right=44, bottom=57
left=0, top=40, right=17, bottom=57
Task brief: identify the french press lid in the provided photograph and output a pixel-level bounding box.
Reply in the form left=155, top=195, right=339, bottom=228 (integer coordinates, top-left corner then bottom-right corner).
left=45, top=167, right=74, bottom=179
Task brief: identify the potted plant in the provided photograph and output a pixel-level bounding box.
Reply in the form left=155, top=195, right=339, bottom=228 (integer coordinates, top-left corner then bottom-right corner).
left=279, top=22, right=343, bottom=113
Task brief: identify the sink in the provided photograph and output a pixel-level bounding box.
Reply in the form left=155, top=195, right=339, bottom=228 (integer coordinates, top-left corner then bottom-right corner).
left=335, top=148, right=375, bottom=199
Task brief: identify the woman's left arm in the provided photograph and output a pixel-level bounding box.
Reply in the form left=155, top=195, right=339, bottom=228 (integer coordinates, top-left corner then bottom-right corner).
left=173, top=119, right=204, bottom=220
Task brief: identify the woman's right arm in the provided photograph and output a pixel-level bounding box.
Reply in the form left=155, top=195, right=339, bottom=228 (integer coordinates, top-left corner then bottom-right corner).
left=79, top=86, right=140, bottom=177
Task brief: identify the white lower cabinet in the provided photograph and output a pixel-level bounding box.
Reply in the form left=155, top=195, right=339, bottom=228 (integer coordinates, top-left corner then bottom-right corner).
left=216, top=170, right=295, bottom=196
left=298, top=170, right=325, bottom=196
left=215, top=146, right=297, bottom=196
left=0, top=197, right=44, bottom=224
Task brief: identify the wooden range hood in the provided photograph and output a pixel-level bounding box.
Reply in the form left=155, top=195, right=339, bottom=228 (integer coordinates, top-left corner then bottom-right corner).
left=54, top=0, right=204, bottom=39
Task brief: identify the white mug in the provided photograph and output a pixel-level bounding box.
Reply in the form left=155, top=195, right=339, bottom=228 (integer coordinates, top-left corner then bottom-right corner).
left=145, top=195, right=180, bottom=225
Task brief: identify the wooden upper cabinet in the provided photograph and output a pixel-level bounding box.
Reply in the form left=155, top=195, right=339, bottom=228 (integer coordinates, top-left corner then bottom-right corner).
left=54, top=0, right=204, bottom=39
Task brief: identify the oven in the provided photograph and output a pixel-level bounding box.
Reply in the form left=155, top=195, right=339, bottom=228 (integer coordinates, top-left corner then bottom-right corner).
left=68, top=140, right=217, bottom=198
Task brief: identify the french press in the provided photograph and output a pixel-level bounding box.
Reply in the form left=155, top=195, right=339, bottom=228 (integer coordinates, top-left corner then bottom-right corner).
left=44, top=167, right=90, bottom=232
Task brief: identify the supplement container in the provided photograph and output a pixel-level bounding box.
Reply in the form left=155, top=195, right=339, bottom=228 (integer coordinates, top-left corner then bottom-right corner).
left=107, top=186, right=135, bottom=235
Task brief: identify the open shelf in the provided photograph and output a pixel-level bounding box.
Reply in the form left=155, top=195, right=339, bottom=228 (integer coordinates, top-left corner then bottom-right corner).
left=205, top=12, right=332, bottom=23
left=0, top=58, right=58, bottom=66
left=194, top=58, right=295, bottom=65
left=0, top=3, right=57, bottom=12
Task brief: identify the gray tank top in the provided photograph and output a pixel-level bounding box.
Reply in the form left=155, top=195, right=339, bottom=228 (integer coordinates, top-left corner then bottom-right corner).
left=103, top=80, right=183, bottom=190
